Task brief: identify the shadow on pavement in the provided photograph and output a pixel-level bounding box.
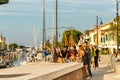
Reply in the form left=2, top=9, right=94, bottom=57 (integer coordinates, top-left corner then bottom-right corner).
left=0, top=73, right=30, bottom=78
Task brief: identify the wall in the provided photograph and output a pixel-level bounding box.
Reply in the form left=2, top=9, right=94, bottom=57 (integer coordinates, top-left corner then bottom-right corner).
left=54, top=67, right=85, bottom=80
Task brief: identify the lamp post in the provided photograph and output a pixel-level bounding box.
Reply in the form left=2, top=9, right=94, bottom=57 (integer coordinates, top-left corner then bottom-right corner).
left=96, top=16, right=103, bottom=49
left=116, top=0, right=119, bottom=57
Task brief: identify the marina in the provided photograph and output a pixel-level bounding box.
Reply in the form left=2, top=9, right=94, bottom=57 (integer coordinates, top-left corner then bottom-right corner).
left=0, top=0, right=120, bottom=80
left=0, top=49, right=40, bottom=68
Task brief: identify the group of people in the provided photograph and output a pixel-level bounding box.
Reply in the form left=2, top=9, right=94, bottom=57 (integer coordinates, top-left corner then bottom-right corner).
left=45, top=45, right=78, bottom=63
left=45, top=41, right=100, bottom=79
left=24, top=41, right=100, bottom=79
left=78, top=41, right=100, bottom=79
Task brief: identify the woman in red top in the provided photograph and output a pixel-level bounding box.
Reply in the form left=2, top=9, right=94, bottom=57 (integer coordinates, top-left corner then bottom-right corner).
left=69, top=46, right=78, bottom=62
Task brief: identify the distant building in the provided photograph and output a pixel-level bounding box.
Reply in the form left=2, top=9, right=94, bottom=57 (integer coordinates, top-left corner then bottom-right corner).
left=0, top=34, right=6, bottom=50
left=0, top=34, right=6, bottom=43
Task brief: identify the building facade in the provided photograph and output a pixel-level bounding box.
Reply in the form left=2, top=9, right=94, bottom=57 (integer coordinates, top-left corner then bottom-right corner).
left=0, top=34, right=6, bottom=50
left=83, top=20, right=117, bottom=54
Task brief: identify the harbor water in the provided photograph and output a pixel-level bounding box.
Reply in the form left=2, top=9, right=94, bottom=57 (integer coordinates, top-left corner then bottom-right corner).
left=13, top=52, right=28, bottom=67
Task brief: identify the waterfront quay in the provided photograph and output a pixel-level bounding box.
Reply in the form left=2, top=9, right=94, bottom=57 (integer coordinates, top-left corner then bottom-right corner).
left=0, top=55, right=120, bottom=80
left=0, top=62, right=84, bottom=80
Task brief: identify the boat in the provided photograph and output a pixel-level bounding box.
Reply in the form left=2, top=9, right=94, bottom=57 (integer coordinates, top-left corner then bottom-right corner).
left=0, top=50, right=13, bottom=68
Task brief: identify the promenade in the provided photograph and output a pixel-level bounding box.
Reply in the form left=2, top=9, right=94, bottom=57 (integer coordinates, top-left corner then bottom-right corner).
left=0, top=55, right=120, bottom=80
left=92, top=55, right=120, bottom=80
left=0, top=62, right=83, bottom=80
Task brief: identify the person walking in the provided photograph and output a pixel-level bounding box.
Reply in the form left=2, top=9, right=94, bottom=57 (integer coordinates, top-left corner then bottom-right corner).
left=94, top=46, right=100, bottom=69
left=78, top=45, right=89, bottom=78
left=83, top=41, right=92, bottom=77
left=89, top=44, right=96, bottom=68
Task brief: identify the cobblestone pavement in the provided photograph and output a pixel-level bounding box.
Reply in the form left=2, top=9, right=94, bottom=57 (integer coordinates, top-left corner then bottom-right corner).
left=91, top=55, right=120, bottom=80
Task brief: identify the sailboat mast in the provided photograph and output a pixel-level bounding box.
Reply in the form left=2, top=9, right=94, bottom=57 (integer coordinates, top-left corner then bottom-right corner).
left=33, top=27, right=35, bottom=49
left=35, top=31, right=38, bottom=50
left=43, top=0, right=46, bottom=50
left=55, top=0, right=58, bottom=47
left=52, top=0, right=55, bottom=48
left=33, top=27, right=36, bottom=49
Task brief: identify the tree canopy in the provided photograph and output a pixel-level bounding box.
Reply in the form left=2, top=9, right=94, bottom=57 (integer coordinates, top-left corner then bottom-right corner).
left=62, top=29, right=82, bottom=47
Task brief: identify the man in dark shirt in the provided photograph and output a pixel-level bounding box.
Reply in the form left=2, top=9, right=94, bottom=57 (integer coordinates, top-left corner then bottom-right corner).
left=94, top=46, right=100, bottom=68
left=84, top=41, right=92, bottom=77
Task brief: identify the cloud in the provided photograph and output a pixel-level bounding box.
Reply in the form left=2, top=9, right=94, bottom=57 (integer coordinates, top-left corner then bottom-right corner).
left=0, top=11, right=41, bottom=16
left=56, top=0, right=115, bottom=16
left=59, top=0, right=115, bottom=5
left=0, top=0, right=116, bottom=18
left=0, top=0, right=43, bottom=16
left=11, top=0, right=40, bottom=3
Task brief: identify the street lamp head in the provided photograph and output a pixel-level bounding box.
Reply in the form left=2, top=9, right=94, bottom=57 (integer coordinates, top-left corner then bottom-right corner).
left=100, top=20, right=103, bottom=25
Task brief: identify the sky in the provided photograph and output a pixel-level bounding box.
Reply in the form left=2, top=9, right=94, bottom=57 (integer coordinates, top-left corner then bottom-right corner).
left=0, top=0, right=117, bottom=46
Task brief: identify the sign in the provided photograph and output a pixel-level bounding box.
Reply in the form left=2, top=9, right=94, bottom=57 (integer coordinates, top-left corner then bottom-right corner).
left=0, top=0, right=9, bottom=4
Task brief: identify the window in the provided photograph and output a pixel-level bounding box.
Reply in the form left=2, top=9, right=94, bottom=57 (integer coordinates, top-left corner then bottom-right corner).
left=106, top=34, right=108, bottom=41
left=104, top=37, right=105, bottom=43
left=101, top=37, right=102, bottom=43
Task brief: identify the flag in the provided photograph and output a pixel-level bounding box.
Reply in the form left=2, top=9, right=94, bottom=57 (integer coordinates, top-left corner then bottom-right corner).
left=64, top=33, right=69, bottom=46
left=69, top=31, right=76, bottom=47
